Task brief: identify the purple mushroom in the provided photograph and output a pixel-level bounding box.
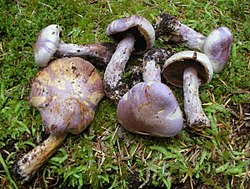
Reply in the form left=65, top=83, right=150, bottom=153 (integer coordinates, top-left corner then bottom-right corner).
left=117, top=49, right=184, bottom=137
left=154, top=12, right=233, bottom=73
left=34, top=24, right=115, bottom=68
left=162, top=51, right=213, bottom=128
left=15, top=57, right=105, bottom=182
left=104, top=15, right=155, bottom=103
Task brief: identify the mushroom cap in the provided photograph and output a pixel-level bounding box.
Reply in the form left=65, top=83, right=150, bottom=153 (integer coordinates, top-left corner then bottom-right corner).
left=29, top=57, right=105, bottom=136
left=106, top=15, right=155, bottom=54
left=162, top=51, right=213, bottom=87
left=117, top=81, right=183, bottom=137
left=34, top=24, right=62, bottom=67
left=203, top=27, right=233, bottom=73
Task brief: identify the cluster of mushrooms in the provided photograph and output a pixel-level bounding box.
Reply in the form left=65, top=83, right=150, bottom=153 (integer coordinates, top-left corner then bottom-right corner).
left=14, top=12, right=233, bottom=182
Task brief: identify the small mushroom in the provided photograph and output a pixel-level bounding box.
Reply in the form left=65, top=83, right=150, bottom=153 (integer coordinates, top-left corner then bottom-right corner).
left=104, top=15, right=155, bottom=103
left=14, top=57, right=105, bottom=182
left=153, top=12, right=233, bottom=73
left=34, top=24, right=115, bottom=68
left=162, top=51, right=213, bottom=128
left=117, top=48, right=183, bottom=137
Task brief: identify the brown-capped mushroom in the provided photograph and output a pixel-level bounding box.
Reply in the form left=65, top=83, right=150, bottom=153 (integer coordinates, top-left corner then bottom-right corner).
left=34, top=24, right=115, bottom=68
left=104, top=15, right=155, bottom=103
left=162, top=51, right=213, bottom=127
left=14, top=57, right=105, bottom=182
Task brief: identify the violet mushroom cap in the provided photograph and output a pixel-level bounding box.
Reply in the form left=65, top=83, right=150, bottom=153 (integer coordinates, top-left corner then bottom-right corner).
left=162, top=51, right=213, bottom=127
left=203, top=27, right=233, bottom=73
left=15, top=57, right=105, bottom=181
left=117, top=48, right=183, bottom=137
left=106, top=15, right=155, bottom=54
left=117, top=82, right=183, bottom=137
left=34, top=24, right=116, bottom=68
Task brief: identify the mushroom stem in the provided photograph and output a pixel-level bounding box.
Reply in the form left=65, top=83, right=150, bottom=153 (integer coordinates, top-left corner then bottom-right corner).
left=154, top=12, right=205, bottom=51
left=183, top=67, right=210, bottom=127
left=104, top=33, right=135, bottom=100
left=143, top=58, right=161, bottom=82
left=54, top=42, right=115, bottom=66
left=171, top=24, right=206, bottom=51
left=143, top=48, right=171, bottom=82
left=15, top=133, right=67, bottom=182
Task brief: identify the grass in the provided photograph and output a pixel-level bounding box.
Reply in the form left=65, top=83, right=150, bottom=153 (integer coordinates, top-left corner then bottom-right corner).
left=0, top=0, right=249, bottom=188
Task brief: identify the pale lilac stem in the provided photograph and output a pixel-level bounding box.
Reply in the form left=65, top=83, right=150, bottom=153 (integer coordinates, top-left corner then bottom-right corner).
left=55, top=42, right=115, bottom=64
left=104, top=34, right=135, bottom=89
left=183, top=67, right=210, bottom=127
left=171, top=24, right=206, bottom=51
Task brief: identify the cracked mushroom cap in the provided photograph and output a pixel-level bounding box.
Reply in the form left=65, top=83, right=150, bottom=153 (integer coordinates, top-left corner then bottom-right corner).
left=117, top=81, right=183, bottom=137
left=29, top=57, right=105, bottom=136
left=106, top=15, right=155, bottom=54
left=162, top=51, right=213, bottom=87
left=34, top=24, right=62, bottom=67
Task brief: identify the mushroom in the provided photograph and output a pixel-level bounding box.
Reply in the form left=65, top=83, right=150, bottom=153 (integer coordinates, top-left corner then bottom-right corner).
left=162, top=51, right=213, bottom=127
left=104, top=15, right=155, bottom=103
left=14, top=57, right=105, bottom=182
left=117, top=48, right=183, bottom=137
left=153, top=12, right=233, bottom=73
left=34, top=24, right=115, bottom=68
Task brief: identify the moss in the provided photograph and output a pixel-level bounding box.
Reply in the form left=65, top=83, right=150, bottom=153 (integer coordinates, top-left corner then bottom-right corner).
left=0, top=0, right=249, bottom=188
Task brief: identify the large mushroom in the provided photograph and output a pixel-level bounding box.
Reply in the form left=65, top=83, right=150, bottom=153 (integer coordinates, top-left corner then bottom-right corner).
left=162, top=51, right=213, bottom=128
left=117, top=48, right=183, bottom=137
left=34, top=24, right=115, bottom=68
left=14, top=57, right=105, bottom=182
left=104, top=15, right=155, bottom=103
left=154, top=12, right=233, bottom=73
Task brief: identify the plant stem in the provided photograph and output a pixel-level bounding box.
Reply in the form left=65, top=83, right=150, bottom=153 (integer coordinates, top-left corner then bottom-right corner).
left=0, top=153, right=18, bottom=189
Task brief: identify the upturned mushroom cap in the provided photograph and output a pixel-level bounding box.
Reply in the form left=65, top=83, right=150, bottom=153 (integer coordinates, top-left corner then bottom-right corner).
left=162, top=51, right=213, bottom=87
left=117, top=81, right=183, bottom=137
left=29, top=57, right=105, bottom=136
left=106, top=15, right=155, bottom=54
left=34, top=24, right=61, bottom=67
left=203, top=27, right=233, bottom=73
